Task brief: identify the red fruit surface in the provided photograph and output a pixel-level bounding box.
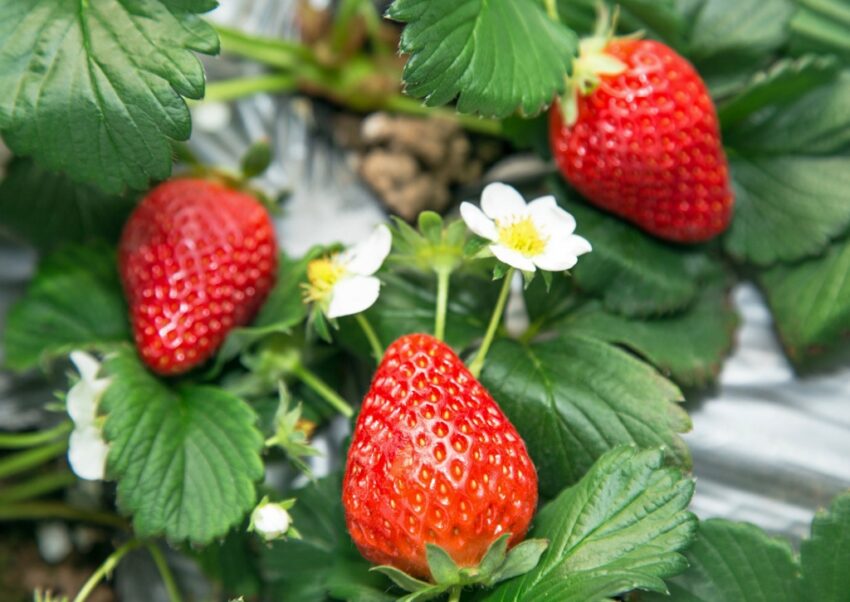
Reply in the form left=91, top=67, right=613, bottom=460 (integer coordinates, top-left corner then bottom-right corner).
left=343, top=333, right=538, bottom=579
left=119, top=178, right=277, bottom=375
left=550, top=39, right=734, bottom=243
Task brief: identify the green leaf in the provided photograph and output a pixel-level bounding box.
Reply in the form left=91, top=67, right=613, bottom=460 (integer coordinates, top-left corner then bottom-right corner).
left=553, top=180, right=704, bottom=317
left=426, top=544, right=460, bottom=584
left=644, top=519, right=800, bottom=602
left=479, top=447, right=696, bottom=601
left=556, top=0, right=685, bottom=47
left=216, top=252, right=312, bottom=365
left=0, top=0, right=219, bottom=193
left=563, top=282, right=738, bottom=388
left=724, top=74, right=850, bottom=266
left=0, top=158, right=137, bottom=252
left=791, top=0, right=850, bottom=61
left=800, top=492, right=850, bottom=601
left=759, top=235, right=850, bottom=361
left=372, top=566, right=432, bottom=593
left=387, top=0, right=577, bottom=118
left=261, top=475, right=394, bottom=602
left=480, top=334, right=691, bottom=497
left=101, top=350, right=264, bottom=544
left=3, top=244, right=129, bottom=371
left=488, top=539, right=549, bottom=585
left=341, top=269, right=500, bottom=356
left=684, top=0, right=795, bottom=97
left=718, top=55, right=839, bottom=129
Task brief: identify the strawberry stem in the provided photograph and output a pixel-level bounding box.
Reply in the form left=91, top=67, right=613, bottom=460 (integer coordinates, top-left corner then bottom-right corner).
left=434, top=268, right=451, bottom=342
left=0, top=440, right=68, bottom=480
left=0, top=502, right=128, bottom=529
left=356, top=313, right=385, bottom=363
left=0, top=471, right=77, bottom=504
left=544, top=0, right=559, bottom=21
left=72, top=539, right=145, bottom=602
left=291, top=363, right=354, bottom=418
left=448, top=585, right=463, bottom=602
left=0, top=421, right=72, bottom=449
left=147, top=543, right=184, bottom=602
left=469, top=268, right=515, bottom=378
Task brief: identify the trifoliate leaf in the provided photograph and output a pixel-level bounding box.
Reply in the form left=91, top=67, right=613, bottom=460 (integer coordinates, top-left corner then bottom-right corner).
left=387, top=0, right=578, bottom=118
left=790, top=0, right=850, bottom=62
left=563, top=281, right=738, bottom=387
left=759, top=235, right=850, bottom=362
left=643, top=519, right=800, bottom=602
left=101, top=350, right=264, bottom=544
left=800, top=492, right=850, bottom=601
left=480, top=334, right=691, bottom=497
left=724, top=74, right=850, bottom=266
left=3, top=244, right=129, bottom=371
left=478, top=446, right=696, bottom=601
left=685, top=0, right=795, bottom=97
left=553, top=180, right=704, bottom=317
left=0, top=0, right=219, bottom=193
left=260, top=475, right=394, bottom=602
left=0, top=158, right=137, bottom=252
left=718, top=55, right=839, bottom=129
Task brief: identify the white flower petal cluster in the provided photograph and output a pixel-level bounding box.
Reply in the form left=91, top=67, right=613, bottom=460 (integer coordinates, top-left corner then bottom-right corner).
left=461, top=183, right=592, bottom=272
left=250, top=498, right=293, bottom=541
left=304, top=224, right=392, bottom=319
left=66, top=351, right=110, bottom=481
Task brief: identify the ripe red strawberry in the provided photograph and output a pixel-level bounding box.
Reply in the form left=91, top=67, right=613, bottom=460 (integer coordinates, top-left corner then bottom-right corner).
left=550, top=38, right=734, bottom=243
left=119, top=178, right=277, bottom=375
left=343, top=333, right=538, bottom=579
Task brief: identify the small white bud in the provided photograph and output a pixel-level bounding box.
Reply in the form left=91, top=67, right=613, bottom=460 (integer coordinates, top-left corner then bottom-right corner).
left=250, top=499, right=292, bottom=541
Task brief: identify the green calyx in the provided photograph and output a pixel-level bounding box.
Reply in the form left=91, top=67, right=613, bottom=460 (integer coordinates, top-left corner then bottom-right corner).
left=559, top=4, right=630, bottom=126
left=391, top=212, right=467, bottom=278
left=264, top=382, right=322, bottom=477
left=371, top=534, right=549, bottom=601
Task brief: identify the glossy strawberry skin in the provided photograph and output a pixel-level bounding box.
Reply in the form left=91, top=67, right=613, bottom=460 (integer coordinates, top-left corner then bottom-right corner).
left=119, top=178, right=277, bottom=375
left=550, top=39, right=733, bottom=243
left=343, top=334, right=538, bottom=579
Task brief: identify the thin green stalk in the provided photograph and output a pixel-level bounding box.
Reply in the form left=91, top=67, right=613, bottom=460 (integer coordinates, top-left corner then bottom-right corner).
left=0, top=502, right=128, bottom=529
left=291, top=364, right=354, bottom=418
left=468, top=269, right=515, bottom=378
left=381, top=94, right=503, bottom=137
left=0, top=440, right=68, bottom=480
left=0, top=422, right=71, bottom=449
left=544, top=0, right=560, bottom=21
left=434, top=269, right=451, bottom=342
left=214, top=24, right=311, bottom=69
left=147, top=544, right=184, bottom=602
left=448, top=586, right=463, bottom=602
left=0, top=471, right=77, bottom=504
left=204, top=74, right=296, bottom=103
left=73, top=540, right=144, bottom=602
left=356, top=313, right=385, bottom=362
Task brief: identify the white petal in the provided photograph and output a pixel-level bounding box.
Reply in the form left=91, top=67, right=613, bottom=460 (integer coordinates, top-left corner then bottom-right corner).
left=252, top=504, right=291, bottom=539
left=326, top=275, right=381, bottom=318
left=533, top=235, right=592, bottom=272
left=481, top=183, right=528, bottom=221
left=70, top=351, right=101, bottom=384
left=68, top=426, right=109, bottom=481
left=66, top=381, right=98, bottom=426
left=342, top=224, right=392, bottom=276
left=490, top=244, right=537, bottom=272
left=460, top=202, right=498, bottom=241
left=530, top=198, right=576, bottom=235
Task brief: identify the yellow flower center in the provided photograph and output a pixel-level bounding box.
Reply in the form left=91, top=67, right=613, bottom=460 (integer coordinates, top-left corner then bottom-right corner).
left=303, top=256, right=346, bottom=303
left=497, top=216, right=548, bottom=257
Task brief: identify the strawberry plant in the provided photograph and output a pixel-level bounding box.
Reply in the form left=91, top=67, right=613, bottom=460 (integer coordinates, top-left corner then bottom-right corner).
left=1, top=1, right=850, bottom=601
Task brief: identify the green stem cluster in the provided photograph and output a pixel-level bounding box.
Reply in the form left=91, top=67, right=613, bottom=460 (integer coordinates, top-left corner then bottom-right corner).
left=207, top=24, right=502, bottom=137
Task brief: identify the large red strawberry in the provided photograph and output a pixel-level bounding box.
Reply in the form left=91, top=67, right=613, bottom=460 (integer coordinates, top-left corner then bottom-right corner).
left=343, top=333, right=538, bottom=579
left=550, top=36, right=733, bottom=243
left=119, top=178, right=277, bottom=375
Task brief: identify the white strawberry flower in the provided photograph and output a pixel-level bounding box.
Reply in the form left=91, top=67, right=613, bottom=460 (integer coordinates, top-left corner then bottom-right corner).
left=461, top=183, right=592, bottom=272
left=66, top=351, right=110, bottom=481
left=249, top=497, right=294, bottom=541
left=303, top=224, right=392, bottom=319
